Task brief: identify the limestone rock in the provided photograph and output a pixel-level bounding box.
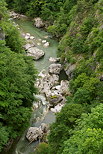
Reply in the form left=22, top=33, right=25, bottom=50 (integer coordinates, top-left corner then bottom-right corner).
left=51, top=103, right=65, bottom=113
left=27, top=47, right=45, bottom=60
left=48, top=95, right=65, bottom=107
left=48, top=63, right=62, bottom=74
left=42, top=40, right=46, bottom=43
left=26, top=123, right=48, bottom=142
left=44, top=42, right=50, bottom=47
left=65, top=64, right=76, bottom=79
left=34, top=17, right=44, bottom=28
left=26, top=127, right=43, bottom=142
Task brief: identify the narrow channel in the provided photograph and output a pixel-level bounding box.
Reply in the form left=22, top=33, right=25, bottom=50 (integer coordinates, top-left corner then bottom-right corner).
left=6, top=19, right=58, bottom=154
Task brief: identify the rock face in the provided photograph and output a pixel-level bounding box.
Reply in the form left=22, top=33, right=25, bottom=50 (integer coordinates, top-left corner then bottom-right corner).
left=0, top=28, right=5, bottom=40
left=65, top=64, right=76, bottom=79
left=34, top=17, right=44, bottom=28
left=27, top=47, right=45, bottom=60
left=26, top=123, right=48, bottom=142
left=48, top=64, right=62, bottom=74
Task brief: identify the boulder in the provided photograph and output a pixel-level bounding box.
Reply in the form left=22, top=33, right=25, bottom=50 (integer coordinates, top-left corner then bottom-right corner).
left=34, top=17, right=44, bottom=28
left=51, top=103, right=65, bottom=113
left=49, top=57, right=60, bottom=63
left=42, top=40, right=46, bottom=43
left=48, top=95, right=65, bottom=107
left=40, top=123, right=48, bottom=133
left=48, top=63, right=62, bottom=74
left=30, top=36, right=35, bottom=40
left=26, top=123, right=48, bottom=142
left=60, top=80, right=69, bottom=95
left=65, top=64, right=76, bottom=79
left=44, top=42, right=50, bottom=47
left=36, top=70, right=59, bottom=98
left=26, top=127, right=43, bottom=142
left=27, top=47, right=45, bottom=60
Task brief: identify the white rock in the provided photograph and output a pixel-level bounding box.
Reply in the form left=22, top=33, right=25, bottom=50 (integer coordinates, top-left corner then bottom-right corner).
left=26, top=33, right=30, bottom=36
left=51, top=103, right=64, bottom=113
left=26, top=127, right=43, bottom=142
left=48, top=63, right=62, bottom=74
left=42, top=40, right=47, bottom=43
left=34, top=17, right=44, bottom=28
left=30, top=36, right=35, bottom=40
left=44, top=42, right=49, bottom=47
left=27, top=47, right=45, bottom=60
left=25, top=35, right=30, bottom=40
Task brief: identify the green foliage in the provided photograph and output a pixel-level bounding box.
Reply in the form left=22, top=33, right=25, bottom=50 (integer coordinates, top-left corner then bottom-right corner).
left=48, top=104, right=84, bottom=154
left=62, top=104, right=103, bottom=154
left=0, top=124, right=9, bottom=152
left=0, top=21, right=24, bottom=53
left=0, top=0, right=8, bottom=19
left=0, top=42, right=37, bottom=142
left=35, top=143, right=49, bottom=154
left=0, top=1, right=37, bottom=151
left=62, top=128, right=103, bottom=154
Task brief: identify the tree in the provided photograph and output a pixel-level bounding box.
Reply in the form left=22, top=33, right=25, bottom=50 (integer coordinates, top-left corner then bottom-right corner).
left=0, top=40, right=37, bottom=151
left=48, top=104, right=84, bottom=154
left=62, top=104, right=103, bottom=154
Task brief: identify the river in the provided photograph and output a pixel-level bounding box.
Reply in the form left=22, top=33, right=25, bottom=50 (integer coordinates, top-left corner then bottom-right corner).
left=5, top=19, right=58, bottom=154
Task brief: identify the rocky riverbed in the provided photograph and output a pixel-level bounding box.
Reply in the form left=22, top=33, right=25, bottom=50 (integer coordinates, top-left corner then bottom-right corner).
left=8, top=11, right=70, bottom=154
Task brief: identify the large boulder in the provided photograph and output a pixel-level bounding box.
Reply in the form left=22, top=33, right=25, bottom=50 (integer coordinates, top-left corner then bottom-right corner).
left=51, top=103, right=65, bottom=113
left=48, top=63, right=62, bottom=74
left=36, top=70, right=59, bottom=97
left=34, top=17, right=44, bottom=28
left=48, top=95, right=65, bottom=107
left=40, top=123, right=48, bottom=133
left=26, top=127, right=43, bottom=142
left=26, top=123, right=48, bottom=142
left=27, top=47, right=45, bottom=60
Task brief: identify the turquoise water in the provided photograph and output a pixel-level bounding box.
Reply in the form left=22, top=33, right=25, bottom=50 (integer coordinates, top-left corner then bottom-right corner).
left=5, top=19, right=58, bottom=154
left=15, top=19, right=58, bottom=71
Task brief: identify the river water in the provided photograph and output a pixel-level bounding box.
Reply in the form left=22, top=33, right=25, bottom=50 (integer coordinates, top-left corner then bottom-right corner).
left=6, top=19, right=58, bottom=154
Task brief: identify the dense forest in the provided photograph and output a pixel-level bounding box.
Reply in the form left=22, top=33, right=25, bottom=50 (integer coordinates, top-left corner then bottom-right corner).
left=0, top=0, right=37, bottom=152
left=0, top=0, right=103, bottom=153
